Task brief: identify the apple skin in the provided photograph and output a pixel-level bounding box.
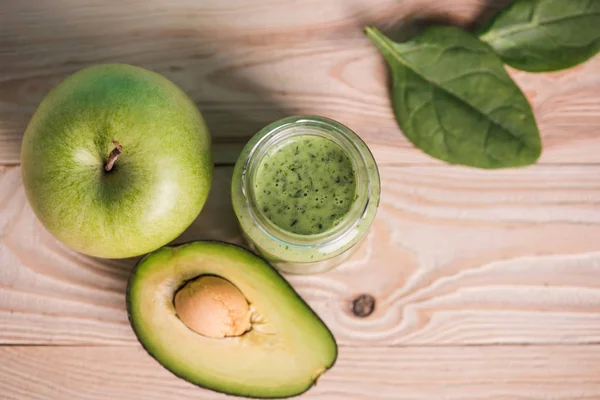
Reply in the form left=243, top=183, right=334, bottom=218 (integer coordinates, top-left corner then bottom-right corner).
left=20, top=64, right=213, bottom=259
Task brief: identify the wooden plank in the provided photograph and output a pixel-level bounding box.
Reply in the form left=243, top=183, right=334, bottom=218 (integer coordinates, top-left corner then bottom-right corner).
left=1, top=0, right=599, bottom=165
left=0, top=345, right=599, bottom=400
left=1, top=165, right=600, bottom=345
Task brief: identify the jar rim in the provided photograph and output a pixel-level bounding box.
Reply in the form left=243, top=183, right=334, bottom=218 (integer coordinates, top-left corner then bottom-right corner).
left=242, top=115, right=373, bottom=247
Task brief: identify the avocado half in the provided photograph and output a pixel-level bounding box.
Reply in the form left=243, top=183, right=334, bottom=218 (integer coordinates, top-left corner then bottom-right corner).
left=126, top=241, right=338, bottom=398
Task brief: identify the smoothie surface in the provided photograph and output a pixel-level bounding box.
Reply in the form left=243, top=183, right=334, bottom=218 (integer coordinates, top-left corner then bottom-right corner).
left=253, top=134, right=356, bottom=235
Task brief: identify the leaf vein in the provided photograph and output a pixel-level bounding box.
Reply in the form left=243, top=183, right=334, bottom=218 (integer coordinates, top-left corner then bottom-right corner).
left=482, top=11, right=600, bottom=43
left=438, top=69, right=509, bottom=86
left=406, top=98, right=432, bottom=129
left=430, top=86, right=451, bottom=158
left=487, top=103, right=528, bottom=118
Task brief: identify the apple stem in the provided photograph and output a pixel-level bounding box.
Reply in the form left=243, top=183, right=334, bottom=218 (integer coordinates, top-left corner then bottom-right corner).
left=105, top=140, right=123, bottom=172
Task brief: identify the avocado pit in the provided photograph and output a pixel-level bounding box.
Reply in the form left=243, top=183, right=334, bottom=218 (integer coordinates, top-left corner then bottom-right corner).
left=174, top=275, right=251, bottom=339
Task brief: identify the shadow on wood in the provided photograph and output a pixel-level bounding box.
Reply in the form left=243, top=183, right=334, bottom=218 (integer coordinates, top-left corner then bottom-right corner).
left=0, top=2, right=293, bottom=166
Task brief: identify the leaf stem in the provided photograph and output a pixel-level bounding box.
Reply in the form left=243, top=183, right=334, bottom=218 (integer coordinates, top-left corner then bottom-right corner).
left=364, top=25, right=399, bottom=67
left=364, top=26, right=388, bottom=51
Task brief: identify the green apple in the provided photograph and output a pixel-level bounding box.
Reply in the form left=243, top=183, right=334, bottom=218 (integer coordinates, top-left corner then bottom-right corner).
left=20, top=64, right=213, bottom=259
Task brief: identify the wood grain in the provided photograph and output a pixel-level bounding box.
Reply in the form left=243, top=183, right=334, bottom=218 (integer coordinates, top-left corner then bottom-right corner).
left=0, top=345, right=599, bottom=400
left=2, top=0, right=600, bottom=398
left=1, top=0, right=599, bottom=165
left=1, top=164, right=599, bottom=346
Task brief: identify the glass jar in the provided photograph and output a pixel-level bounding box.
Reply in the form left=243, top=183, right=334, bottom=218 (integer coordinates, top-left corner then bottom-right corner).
left=231, top=115, right=380, bottom=274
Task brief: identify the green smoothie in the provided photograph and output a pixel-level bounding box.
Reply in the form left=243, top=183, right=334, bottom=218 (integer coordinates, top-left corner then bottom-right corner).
left=232, top=115, right=381, bottom=272
left=253, top=135, right=356, bottom=235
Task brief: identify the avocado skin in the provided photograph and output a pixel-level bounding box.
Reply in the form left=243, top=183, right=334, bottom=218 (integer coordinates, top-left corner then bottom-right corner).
left=126, top=240, right=338, bottom=399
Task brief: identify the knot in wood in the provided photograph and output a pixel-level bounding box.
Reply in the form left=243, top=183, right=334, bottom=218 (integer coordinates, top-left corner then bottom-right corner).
left=351, top=294, right=375, bottom=318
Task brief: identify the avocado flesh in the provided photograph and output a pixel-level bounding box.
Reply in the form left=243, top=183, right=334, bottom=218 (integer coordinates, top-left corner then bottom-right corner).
left=127, top=241, right=338, bottom=398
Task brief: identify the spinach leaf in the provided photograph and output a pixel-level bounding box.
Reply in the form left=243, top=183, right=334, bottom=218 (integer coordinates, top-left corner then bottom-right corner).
left=479, top=0, right=600, bottom=72
left=365, top=25, right=541, bottom=169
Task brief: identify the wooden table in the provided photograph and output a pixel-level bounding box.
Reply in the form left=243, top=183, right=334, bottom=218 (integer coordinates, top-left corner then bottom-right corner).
left=2, top=1, right=600, bottom=398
